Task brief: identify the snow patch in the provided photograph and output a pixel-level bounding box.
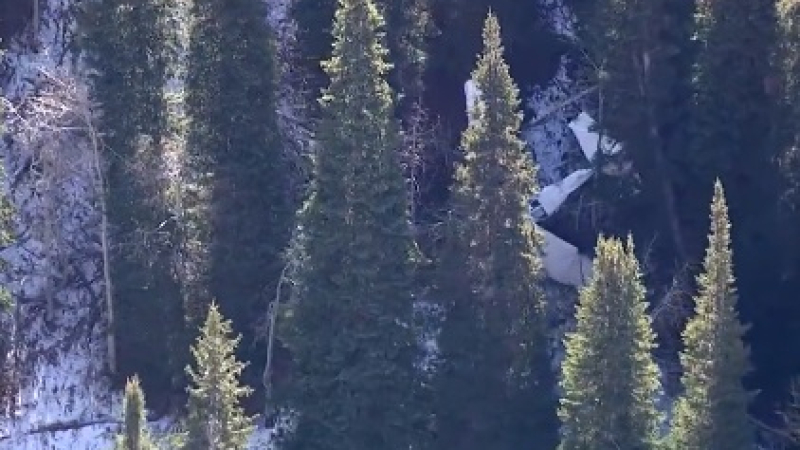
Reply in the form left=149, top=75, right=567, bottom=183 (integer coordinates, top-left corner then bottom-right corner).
left=524, top=59, right=583, bottom=186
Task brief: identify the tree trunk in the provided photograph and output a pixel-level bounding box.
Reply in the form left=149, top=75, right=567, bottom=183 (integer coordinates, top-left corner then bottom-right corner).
left=32, top=0, right=39, bottom=42
left=86, top=114, right=115, bottom=375
left=263, top=264, right=289, bottom=417
left=634, top=50, right=688, bottom=264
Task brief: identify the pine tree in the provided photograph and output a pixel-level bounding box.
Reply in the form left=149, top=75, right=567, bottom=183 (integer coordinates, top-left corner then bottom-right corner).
left=115, top=376, right=156, bottom=450
left=291, top=0, right=433, bottom=118
left=558, top=236, right=662, bottom=450
left=580, top=0, right=694, bottom=268
left=433, top=13, right=557, bottom=450
left=776, top=0, right=800, bottom=276
left=80, top=0, right=186, bottom=394
left=669, top=181, right=755, bottom=450
left=687, top=0, right=776, bottom=271
left=183, top=304, right=253, bottom=450
left=0, top=89, right=18, bottom=416
left=778, top=0, right=800, bottom=195
left=278, top=1, right=423, bottom=449
left=184, top=0, right=293, bottom=389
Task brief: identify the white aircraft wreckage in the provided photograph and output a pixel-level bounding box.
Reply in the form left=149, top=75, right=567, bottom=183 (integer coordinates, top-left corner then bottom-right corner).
left=464, top=80, right=627, bottom=288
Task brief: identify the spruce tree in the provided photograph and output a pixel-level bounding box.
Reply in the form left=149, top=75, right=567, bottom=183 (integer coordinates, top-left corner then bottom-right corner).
left=687, top=0, right=776, bottom=269
left=291, top=0, right=432, bottom=117
left=580, top=0, right=694, bottom=267
left=184, top=0, right=293, bottom=389
left=116, top=376, right=156, bottom=450
left=80, top=0, right=186, bottom=394
left=778, top=0, right=800, bottom=195
left=433, top=13, right=557, bottom=450
left=776, top=0, right=800, bottom=273
left=669, top=181, right=754, bottom=450
left=558, top=236, right=662, bottom=450
left=183, top=304, right=253, bottom=450
left=279, top=1, right=422, bottom=449
left=0, top=95, right=17, bottom=415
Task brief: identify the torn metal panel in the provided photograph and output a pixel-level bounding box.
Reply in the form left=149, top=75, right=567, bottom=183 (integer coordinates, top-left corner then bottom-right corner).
left=535, top=168, right=593, bottom=218
left=568, top=112, right=623, bottom=162
left=540, top=227, right=593, bottom=288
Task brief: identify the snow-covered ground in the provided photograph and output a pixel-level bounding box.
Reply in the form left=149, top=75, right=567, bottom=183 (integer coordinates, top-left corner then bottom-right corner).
left=0, top=0, right=118, bottom=445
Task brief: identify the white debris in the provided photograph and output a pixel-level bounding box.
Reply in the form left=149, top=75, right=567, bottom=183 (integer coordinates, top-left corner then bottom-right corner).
left=533, top=168, right=593, bottom=220
left=464, top=79, right=481, bottom=122
left=464, top=73, right=597, bottom=289
left=568, top=112, right=624, bottom=161
left=540, top=229, right=593, bottom=288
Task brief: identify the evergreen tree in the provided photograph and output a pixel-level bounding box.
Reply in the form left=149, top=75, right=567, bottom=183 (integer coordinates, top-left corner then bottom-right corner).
left=559, top=237, right=660, bottom=450
left=115, top=376, right=156, bottom=450
left=183, top=304, right=253, bottom=450
left=558, top=237, right=662, bottom=450
left=776, top=0, right=800, bottom=278
left=279, top=1, right=423, bottom=449
left=777, top=0, right=800, bottom=195
left=433, top=14, right=557, bottom=450
left=0, top=93, right=17, bottom=416
left=80, top=0, right=186, bottom=394
left=184, top=0, right=293, bottom=390
left=669, top=181, right=755, bottom=450
left=291, top=0, right=433, bottom=117
left=579, top=0, right=694, bottom=268
left=687, top=0, right=776, bottom=271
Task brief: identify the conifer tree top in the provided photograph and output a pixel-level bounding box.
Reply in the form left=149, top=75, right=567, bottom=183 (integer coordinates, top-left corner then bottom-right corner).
left=700, top=179, right=736, bottom=303
left=558, top=235, right=661, bottom=450
left=117, top=376, right=154, bottom=450
left=322, top=0, right=392, bottom=100
left=670, top=180, right=754, bottom=449
left=468, top=12, right=523, bottom=131
left=184, top=303, right=253, bottom=450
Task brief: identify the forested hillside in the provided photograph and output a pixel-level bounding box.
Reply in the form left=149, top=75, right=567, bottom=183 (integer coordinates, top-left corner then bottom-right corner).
left=2, top=0, right=800, bottom=448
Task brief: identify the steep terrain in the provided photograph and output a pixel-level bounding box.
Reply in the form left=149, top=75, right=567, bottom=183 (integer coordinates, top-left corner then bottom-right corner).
left=0, top=0, right=278, bottom=447
left=0, top=0, right=585, bottom=447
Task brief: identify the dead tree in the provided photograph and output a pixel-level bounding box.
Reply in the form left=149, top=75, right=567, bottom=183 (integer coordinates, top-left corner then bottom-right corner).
left=3, top=67, right=116, bottom=373
left=262, top=264, right=290, bottom=420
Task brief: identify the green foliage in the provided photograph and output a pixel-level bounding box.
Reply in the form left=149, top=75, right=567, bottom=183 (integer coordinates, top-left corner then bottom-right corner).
left=0, top=80, right=13, bottom=311
left=425, top=0, right=559, bottom=118
left=0, top=165, right=14, bottom=312
left=776, top=0, right=800, bottom=270
left=278, top=1, right=423, bottom=449
left=184, top=0, right=293, bottom=390
left=183, top=304, right=253, bottom=450
left=291, top=0, right=433, bottom=116
left=115, top=376, right=156, bottom=450
left=0, top=75, right=17, bottom=417
left=558, top=236, right=662, bottom=450
left=687, top=0, right=776, bottom=266
left=433, top=14, right=557, bottom=450
left=777, top=0, right=800, bottom=197
left=80, top=0, right=187, bottom=394
left=669, top=181, right=755, bottom=450
left=579, top=0, right=695, bottom=264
